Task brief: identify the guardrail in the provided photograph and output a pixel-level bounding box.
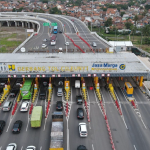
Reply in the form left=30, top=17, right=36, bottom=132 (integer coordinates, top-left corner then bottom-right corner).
left=77, top=33, right=94, bottom=53
left=133, top=46, right=150, bottom=57
left=91, top=32, right=112, bottom=47
left=64, top=33, right=85, bottom=53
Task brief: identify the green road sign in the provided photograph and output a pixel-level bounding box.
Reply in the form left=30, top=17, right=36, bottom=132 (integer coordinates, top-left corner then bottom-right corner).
left=43, top=22, right=50, bottom=26
left=51, top=22, right=57, bottom=26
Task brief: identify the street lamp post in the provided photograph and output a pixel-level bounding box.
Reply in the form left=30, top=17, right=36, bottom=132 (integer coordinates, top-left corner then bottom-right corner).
left=91, top=0, right=93, bottom=32
left=117, top=34, right=120, bottom=41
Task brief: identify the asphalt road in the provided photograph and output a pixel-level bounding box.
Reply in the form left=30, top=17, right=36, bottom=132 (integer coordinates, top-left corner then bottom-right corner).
left=0, top=77, right=150, bottom=150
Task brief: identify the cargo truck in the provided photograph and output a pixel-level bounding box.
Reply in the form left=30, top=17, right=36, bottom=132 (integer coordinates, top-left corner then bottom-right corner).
left=50, top=112, right=63, bottom=150
left=31, top=106, right=43, bottom=128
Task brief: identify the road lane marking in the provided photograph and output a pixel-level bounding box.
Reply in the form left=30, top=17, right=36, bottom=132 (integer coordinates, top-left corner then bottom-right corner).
left=26, top=119, right=30, bottom=132
left=0, top=146, right=2, bottom=150
left=134, top=145, right=137, bottom=150
left=21, top=146, right=23, bottom=150
left=40, top=146, right=42, bottom=150
left=92, top=144, right=94, bottom=150
left=6, top=118, right=12, bottom=132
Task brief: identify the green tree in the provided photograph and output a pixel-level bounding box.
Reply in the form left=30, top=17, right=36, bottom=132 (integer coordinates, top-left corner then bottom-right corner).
left=104, top=18, right=112, bottom=27
left=125, top=22, right=133, bottom=29
left=121, top=12, right=125, bottom=17
left=145, top=4, right=150, bottom=10
left=12, top=8, right=16, bottom=12
left=49, top=7, right=62, bottom=14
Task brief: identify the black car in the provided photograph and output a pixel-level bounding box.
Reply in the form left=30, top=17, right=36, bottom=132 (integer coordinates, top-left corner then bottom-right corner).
left=77, top=145, right=87, bottom=150
left=0, top=79, right=8, bottom=86
left=41, top=79, right=49, bottom=87
left=0, top=120, right=6, bottom=135
left=76, top=95, right=83, bottom=104
left=77, top=108, right=84, bottom=119
left=15, top=78, right=23, bottom=86
left=59, top=30, right=62, bottom=33
left=10, top=89, right=19, bottom=98
left=56, top=101, right=63, bottom=111
left=39, top=88, right=46, bottom=100
left=12, top=120, right=22, bottom=133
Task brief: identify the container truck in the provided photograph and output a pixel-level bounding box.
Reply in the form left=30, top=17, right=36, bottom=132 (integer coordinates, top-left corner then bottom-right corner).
left=50, top=112, right=63, bottom=150
left=31, top=106, right=43, bottom=128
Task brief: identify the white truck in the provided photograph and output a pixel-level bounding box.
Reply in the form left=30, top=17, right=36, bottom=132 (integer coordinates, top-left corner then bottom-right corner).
left=75, top=80, right=80, bottom=88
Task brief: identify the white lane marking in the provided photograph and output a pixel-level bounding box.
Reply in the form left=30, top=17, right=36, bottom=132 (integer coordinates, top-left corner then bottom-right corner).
left=141, top=118, right=147, bottom=129
left=26, top=118, right=30, bottom=132
left=6, top=118, right=12, bottom=132
left=92, top=144, right=94, bottom=150
left=40, top=146, right=42, bottom=150
left=0, top=146, right=2, bottom=150
left=44, top=118, right=47, bottom=131
left=67, top=128, right=70, bottom=150
left=134, top=145, right=137, bottom=150
left=21, top=146, right=23, bottom=150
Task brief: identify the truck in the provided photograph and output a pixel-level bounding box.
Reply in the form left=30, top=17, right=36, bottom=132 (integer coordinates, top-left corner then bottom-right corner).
left=50, top=112, right=63, bottom=150
left=31, top=106, right=43, bottom=128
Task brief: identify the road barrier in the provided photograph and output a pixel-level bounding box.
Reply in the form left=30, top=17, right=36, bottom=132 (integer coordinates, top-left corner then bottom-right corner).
left=17, top=91, right=21, bottom=102
left=0, top=85, right=11, bottom=103
left=64, top=33, right=85, bottom=53
left=66, top=102, right=68, bottom=116
left=131, top=100, right=136, bottom=109
left=45, top=100, right=50, bottom=118
left=77, top=34, right=94, bottom=53
left=12, top=102, right=18, bottom=115
left=29, top=103, right=33, bottom=115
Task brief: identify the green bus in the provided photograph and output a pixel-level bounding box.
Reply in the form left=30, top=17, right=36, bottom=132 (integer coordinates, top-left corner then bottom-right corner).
left=21, top=79, right=34, bottom=100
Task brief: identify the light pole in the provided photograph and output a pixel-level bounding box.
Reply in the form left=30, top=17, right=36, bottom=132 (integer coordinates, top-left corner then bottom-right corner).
left=117, top=34, right=120, bottom=41
left=91, top=0, right=93, bottom=32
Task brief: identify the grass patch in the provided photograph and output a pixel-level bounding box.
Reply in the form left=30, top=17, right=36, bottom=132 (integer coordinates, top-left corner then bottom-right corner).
left=0, top=33, right=22, bottom=53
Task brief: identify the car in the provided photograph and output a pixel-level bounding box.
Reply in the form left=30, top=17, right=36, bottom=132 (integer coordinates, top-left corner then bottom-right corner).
left=26, top=146, right=36, bottom=150
left=71, top=19, right=74, bottom=22
left=65, top=42, right=69, bottom=46
left=2, top=101, right=13, bottom=111
left=0, top=79, right=8, bottom=86
left=39, top=87, right=46, bottom=100
left=16, top=78, right=23, bottom=86
left=42, top=44, right=47, bottom=48
left=76, top=95, right=83, bottom=105
left=77, top=145, right=87, bottom=150
left=77, top=108, right=84, bottom=119
left=59, top=30, right=62, bottom=33
left=9, top=89, right=19, bottom=98
left=79, top=122, right=87, bottom=137
left=92, top=42, right=97, bottom=47
left=57, top=87, right=63, bottom=97
left=6, top=143, right=17, bottom=150
left=56, top=101, right=63, bottom=110
left=20, top=101, right=29, bottom=112
left=58, top=81, right=63, bottom=86
left=0, top=120, right=6, bottom=134
left=43, top=39, right=47, bottom=42
left=12, top=120, right=22, bottom=133
left=41, top=79, right=48, bottom=87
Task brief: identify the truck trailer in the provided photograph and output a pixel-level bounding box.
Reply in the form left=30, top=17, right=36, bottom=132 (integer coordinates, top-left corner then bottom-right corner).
left=50, top=112, right=63, bottom=150
left=31, top=106, right=43, bottom=128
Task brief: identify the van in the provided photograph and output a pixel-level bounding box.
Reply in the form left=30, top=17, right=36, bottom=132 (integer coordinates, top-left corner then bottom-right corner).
left=2, top=101, right=13, bottom=111
left=57, top=87, right=63, bottom=97
left=92, top=42, right=97, bottom=47
left=75, top=80, right=80, bottom=88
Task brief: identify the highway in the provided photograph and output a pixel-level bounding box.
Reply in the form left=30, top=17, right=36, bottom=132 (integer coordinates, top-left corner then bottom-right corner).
left=0, top=13, right=110, bottom=53
left=0, top=77, right=150, bottom=150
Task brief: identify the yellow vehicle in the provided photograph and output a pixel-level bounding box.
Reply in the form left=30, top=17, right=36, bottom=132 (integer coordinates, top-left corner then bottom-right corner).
left=124, top=82, right=133, bottom=97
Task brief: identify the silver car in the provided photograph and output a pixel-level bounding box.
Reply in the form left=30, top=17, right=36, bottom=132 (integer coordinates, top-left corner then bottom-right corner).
left=6, top=143, right=17, bottom=150
left=92, top=42, right=97, bottom=47
left=2, top=101, right=13, bottom=111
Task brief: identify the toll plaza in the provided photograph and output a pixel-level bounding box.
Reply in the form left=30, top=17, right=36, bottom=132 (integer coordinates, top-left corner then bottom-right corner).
left=0, top=52, right=150, bottom=150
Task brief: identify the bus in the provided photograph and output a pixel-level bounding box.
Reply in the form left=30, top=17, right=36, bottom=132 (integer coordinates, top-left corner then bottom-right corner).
left=53, top=26, right=58, bottom=34
left=50, top=35, right=57, bottom=45
left=21, top=79, right=34, bottom=100
left=124, top=82, right=133, bottom=97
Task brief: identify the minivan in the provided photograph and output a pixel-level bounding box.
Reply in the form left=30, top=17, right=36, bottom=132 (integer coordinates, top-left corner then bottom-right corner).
left=2, top=101, right=13, bottom=111
left=92, top=42, right=97, bottom=47
left=57, top=87, right=63, bottom=96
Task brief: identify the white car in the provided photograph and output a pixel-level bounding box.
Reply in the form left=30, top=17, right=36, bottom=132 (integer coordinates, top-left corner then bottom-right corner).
left=79, top=122, right=88, bottom=137
left=6, top=143, right=17, bottom=150
left=20, top=101, right=29, bottom=112
left=42, top=44, right=47, bottom=48
left=65, top=42, right=69, bottom=46
left=43, top=39, right=47, bottom=42
left=26, top=146, right=36, bottom=150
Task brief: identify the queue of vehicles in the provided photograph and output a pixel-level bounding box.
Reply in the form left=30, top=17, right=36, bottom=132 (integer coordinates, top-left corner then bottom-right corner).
left=0, top=78, right=87, bottom=150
